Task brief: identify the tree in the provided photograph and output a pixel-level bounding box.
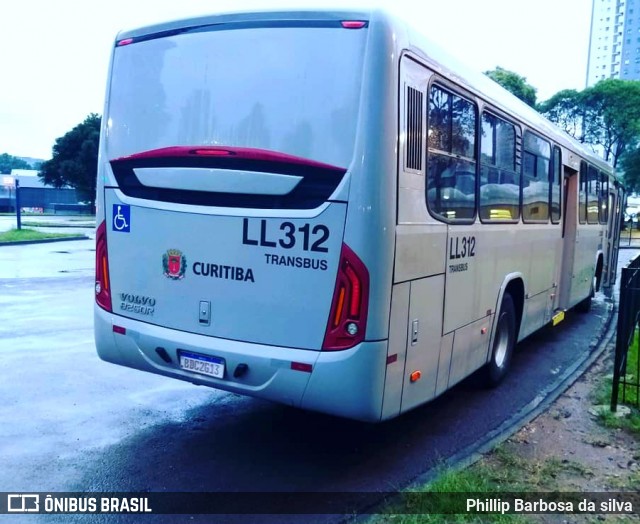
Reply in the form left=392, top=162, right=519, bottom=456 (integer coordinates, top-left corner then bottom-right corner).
left=0, top=153, right=31, bottom=174
left=582, top=79, right=640, bottom=167
left=484, top=67, right=537, bottom=108
left=540, top=79, right=640, bottom=167
left=621, top=147, right=640, bottom=194
left=537, top=89, right=585, bottom=141
left=39, top=114, right=101, bottom=210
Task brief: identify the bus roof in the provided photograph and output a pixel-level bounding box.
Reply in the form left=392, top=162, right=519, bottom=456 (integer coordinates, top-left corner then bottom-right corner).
left=393, top=12, right=614, bottom=175
left=116, top=9, right=373, bottom=41
left=115, top=7, right=614, bottom=177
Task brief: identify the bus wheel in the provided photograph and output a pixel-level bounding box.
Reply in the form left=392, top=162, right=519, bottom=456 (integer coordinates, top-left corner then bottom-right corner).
left=575, top=276, right=595, bottom=314
left=485, top=293, right=516, bottom=387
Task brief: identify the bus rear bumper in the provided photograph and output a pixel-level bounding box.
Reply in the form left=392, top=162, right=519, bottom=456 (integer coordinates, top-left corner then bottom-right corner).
left=95, top=307, right=387, bottom=421
left=95, top=306, right=316, bottom=408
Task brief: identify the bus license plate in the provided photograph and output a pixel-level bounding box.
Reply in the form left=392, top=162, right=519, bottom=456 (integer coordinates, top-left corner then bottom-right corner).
left=179, top=350, right=225, bottom=379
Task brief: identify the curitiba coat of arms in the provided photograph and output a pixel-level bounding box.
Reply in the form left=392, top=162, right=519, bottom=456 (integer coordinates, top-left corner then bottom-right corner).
left=162, top=249, right=187, bottom=280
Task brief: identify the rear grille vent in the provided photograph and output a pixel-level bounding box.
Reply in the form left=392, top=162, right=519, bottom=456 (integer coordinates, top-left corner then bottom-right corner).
left=406, top=86, right=424, bottom=172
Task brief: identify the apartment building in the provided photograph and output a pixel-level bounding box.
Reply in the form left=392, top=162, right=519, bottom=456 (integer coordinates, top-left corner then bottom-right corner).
left=587, top=0, right=640, bottom=85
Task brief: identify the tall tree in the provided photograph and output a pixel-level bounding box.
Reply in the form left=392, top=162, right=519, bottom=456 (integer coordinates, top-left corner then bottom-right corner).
left=621, top=147, right=640, bottom=194
left=39, top=114, right=101, bottom=210
left=0, top=153, right=31, bottom=174
left=582, top=79, right=640, bottom=167
left=540, top=79, right=640, bottom=167
left=537, top=89, right=585, bottom=141
left=484, top=67, right=537, bottom=108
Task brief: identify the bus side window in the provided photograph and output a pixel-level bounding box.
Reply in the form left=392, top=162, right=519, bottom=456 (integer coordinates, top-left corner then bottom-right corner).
left=579, top=162, right=587, bottom=224
left=522, top=131, right=551, bottom=223
left=551, top=146, right=561, bottom=224
left=599, top=171, right=608, bottom=224
left=587, top=165, right=599, bottom=224
left=426, top=84, right=477, bottom=222
left=479, top=111, right=519, bottom=222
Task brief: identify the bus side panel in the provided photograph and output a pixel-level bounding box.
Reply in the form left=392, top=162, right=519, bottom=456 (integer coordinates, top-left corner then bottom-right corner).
left=447, top=315, right=493, bottom=388
left=519, top=226, right=562, bottom=338
left=341, top=13, right=399, bottom=343
left=435, top=332, right=454, bottom=396
left=570, top=227, right=601, bottom=305
left=300, top=341, right=388, bottom=422
left=400, top=275, right=444, bottom=413
left=394, top=225, right=446, bottom=282
left=381, top=282, right=410, bottom=420
left=521, top=292, right=552, bottom=340
left=443, top=225, right=491, bottom=335
left=526, top=226, right=562, bottom=299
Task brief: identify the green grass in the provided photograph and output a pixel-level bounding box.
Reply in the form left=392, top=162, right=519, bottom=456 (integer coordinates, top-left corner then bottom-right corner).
left=367, top=445, right=604, bottom=524
left=598, top=408, right=640, bottom=434
left=0, top=228, right=85, bottom=243
left=21, top=221, right=94, bottom=228
left=591, top=329, right=640, bottom=434
left=368, top=456, right=528, bottom=524
left=619, top=328, right=640, bottom=406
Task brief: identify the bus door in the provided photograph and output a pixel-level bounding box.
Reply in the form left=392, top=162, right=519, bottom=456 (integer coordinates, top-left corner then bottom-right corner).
left=557, top=166, right=578, bottom=310
left=604, top=187, right=623, bottom=287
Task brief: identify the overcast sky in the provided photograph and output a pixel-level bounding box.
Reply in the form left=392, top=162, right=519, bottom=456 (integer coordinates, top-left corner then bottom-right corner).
left=1, top=0, right=592, bottom=160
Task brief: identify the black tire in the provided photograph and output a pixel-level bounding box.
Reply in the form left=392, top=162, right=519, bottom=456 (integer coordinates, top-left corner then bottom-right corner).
left=485, top=293, right=516, bottom=387
left=575, top=276, right=595, bottom=313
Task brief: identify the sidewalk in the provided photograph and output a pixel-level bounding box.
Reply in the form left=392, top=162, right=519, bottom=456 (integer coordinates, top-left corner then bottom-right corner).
left=0, top=238, right=94, bottom=279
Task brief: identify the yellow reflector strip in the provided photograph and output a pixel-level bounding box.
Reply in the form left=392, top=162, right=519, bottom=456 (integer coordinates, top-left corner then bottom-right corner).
left=552, top=311, right=565, bottom=326
left=102, top=255, right=109, bottom=290
left=334, top=286, right=346, bottom=327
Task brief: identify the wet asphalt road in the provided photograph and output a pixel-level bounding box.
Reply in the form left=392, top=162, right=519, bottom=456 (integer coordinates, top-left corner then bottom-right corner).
left=0, top=240, right=637, bottom=523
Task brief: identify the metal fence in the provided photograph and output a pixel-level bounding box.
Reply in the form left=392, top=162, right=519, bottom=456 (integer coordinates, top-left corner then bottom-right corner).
left=620, top=223, right=640, bottom=248
left=0, top=187, right=79, bottom=213
left=611, top=253, right=640, bottom=411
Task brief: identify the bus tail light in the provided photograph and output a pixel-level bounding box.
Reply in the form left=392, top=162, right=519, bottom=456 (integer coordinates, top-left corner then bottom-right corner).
left=322, top=243, right=369, bottom=351
left=95, top=220, right=112, bottom=312
left=341, top=21, right=367, bottom=29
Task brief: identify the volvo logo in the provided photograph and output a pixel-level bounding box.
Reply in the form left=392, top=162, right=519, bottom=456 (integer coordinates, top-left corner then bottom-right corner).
left=119, top=293, right=156, bottom=316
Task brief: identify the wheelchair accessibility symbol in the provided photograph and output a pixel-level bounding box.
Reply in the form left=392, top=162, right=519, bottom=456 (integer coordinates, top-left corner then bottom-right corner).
left=112, top=204, right=130, bottom=232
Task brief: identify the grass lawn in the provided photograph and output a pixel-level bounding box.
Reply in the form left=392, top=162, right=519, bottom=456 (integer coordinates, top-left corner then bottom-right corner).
left=0, top=228, right=86, bottom=243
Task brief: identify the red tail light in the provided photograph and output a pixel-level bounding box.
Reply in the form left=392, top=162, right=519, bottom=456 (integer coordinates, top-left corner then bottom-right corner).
left=341, top=21, right=367, bottom=29
left=95, top=220, right=112, bottom=311
left=322, top=244, right=369, bottom=350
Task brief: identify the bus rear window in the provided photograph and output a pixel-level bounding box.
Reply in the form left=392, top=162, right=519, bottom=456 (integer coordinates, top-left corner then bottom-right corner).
left=106, top=24, right=367, bottom=169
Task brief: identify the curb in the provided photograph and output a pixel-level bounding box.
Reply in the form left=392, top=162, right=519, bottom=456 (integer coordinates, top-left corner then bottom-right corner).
left=0, top=235, right=90, bottom=247
left=408, top=298, right=618, bottom=487
left=345, top=296, right=620, bottom=522
left=21, top=224, right=95, bottom=229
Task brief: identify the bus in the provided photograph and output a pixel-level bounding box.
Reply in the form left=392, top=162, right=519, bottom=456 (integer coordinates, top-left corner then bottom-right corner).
left=94, top=9, right=624, bottom=422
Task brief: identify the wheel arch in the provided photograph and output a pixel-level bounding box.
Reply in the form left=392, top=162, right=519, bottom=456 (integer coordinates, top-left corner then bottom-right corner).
left=595, top=250, right=604, bottom=292
left=486, top=273, right=525, bottom=364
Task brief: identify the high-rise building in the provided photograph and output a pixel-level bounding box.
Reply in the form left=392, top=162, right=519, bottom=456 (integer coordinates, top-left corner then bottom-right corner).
left=586, top=0, right=640, bottom=86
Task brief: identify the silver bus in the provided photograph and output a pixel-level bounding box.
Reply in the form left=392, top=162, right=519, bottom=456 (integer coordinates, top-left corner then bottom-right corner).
left=94, top=9, right=623, bottom=422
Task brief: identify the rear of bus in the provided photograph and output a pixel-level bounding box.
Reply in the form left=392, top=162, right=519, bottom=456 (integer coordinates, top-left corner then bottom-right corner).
left=94, top=11, right=396, bottom=421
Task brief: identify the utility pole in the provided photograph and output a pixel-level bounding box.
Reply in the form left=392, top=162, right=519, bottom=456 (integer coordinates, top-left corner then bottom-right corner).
left=15, top=179, right=21, bottom=230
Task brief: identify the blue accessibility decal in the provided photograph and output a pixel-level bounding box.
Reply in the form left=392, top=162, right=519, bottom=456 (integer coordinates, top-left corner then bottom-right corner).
left=112, top=204, right=131, bottom=233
